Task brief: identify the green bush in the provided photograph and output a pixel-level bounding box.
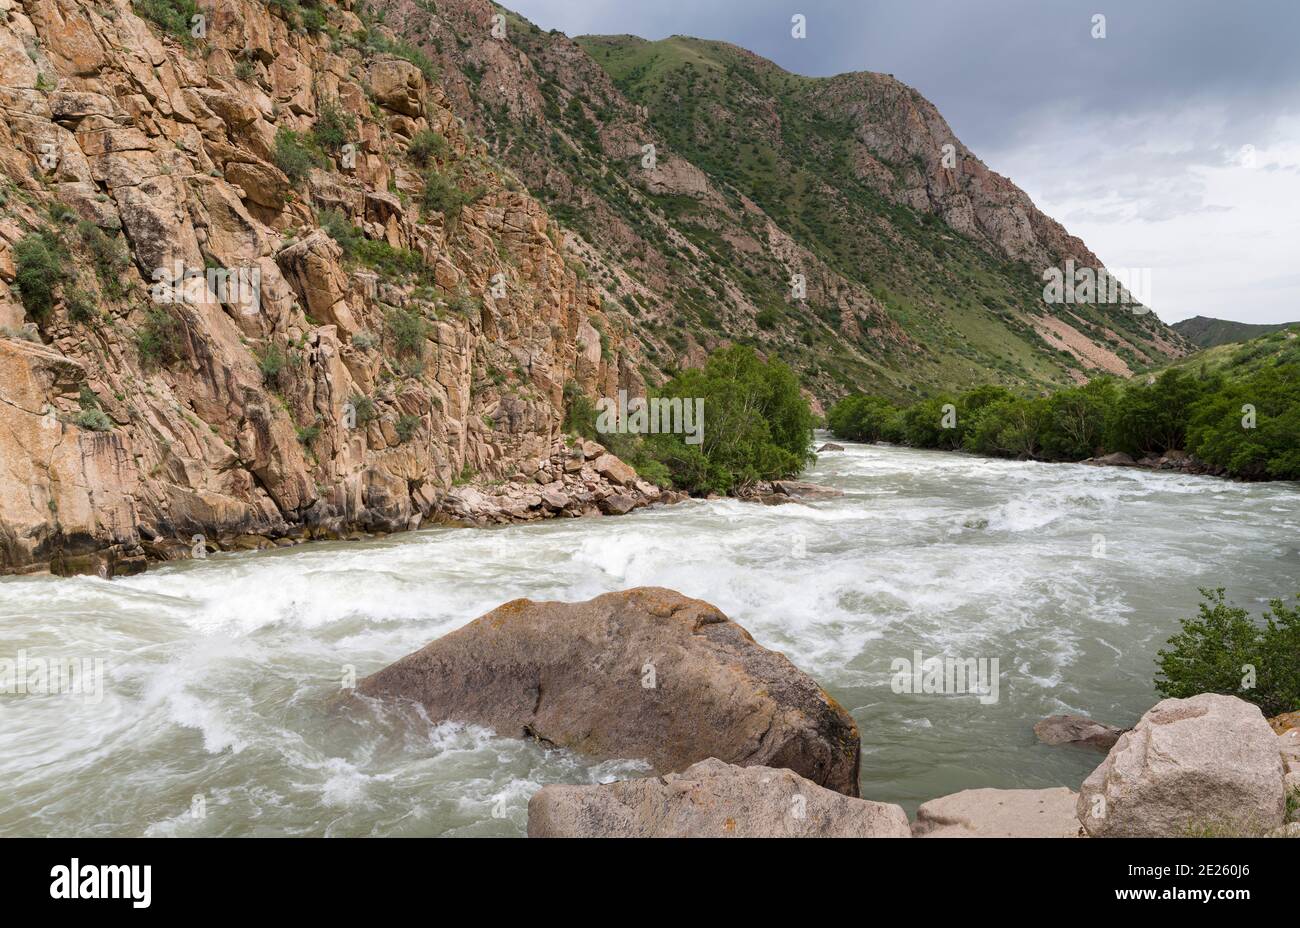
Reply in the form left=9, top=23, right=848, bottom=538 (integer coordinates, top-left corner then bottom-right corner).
left=407, top=129, right=450, bottom=167
left=74, top=408, right=112, bottom=432
left=385, top=307, right=429, bottom=358
left=318, top=209, right=361, bottom=257
left=421, top=170, right=482, bottom=218
left=826, top=395, right=903, bottom=442
left=312, top=97, right=355, bottom=154
left=77, top=221, right=130, bottom=299
left=13, top=232, right=66, bottom=321
left=258, top=343, right=287, bottom=386
left=136, top=307, right=184, bottom=367
left=273, top=128, right=325, bottom=183
left=132, top=0, right=199, bottom=41
left=395, top=413, right=421, bottom=443
left=349, top=393, right=378, bottom=425
left=1156, top=589, right=1300, bottom=717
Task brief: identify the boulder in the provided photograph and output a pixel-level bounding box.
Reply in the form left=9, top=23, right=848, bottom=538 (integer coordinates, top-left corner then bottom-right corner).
left=1077, top=694, right=1285, bottom=837
left=598, top=492, right=636, bottom=515
left=816, top=442, right=845, bottom=452
left=1034, top=714, right=1126, bottom=752
left=592, top=453, right=637, bottom=487
left=368, top=57, right=425, bottom=117
left=772, top=480, right=843, bottom=500
left=1280, top=728, right=1300, bottom=801
left=1088, top=451, right=1137, bottom=467
left=912, top=787, right=1083, bottom=838
left=528, top=759, right=907, bottom=838
left=357, top=588, right=862, bottom=795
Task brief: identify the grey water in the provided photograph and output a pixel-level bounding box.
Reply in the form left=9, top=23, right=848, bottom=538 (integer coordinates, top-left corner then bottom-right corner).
left=2, top=439, right=1297, bottom=835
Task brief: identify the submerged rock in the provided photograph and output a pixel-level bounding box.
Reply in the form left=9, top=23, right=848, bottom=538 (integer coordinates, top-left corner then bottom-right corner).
left=912, top=787, right=1083, bottom=838
left=1077, top=694, right=1285, bottom=837
left=357, top=588, right=862, bottom=795
left=528, top=759, right=907, bottom=838
left=1034, top=714, right=1126, bottom=752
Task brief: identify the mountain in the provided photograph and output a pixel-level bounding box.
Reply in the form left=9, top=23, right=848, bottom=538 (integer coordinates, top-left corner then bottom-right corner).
left=0, top=0, right=1189, bottom=575
left=1172, top=315, right=1300, bottom=349
left=378, top=3, right=1188, bottom=401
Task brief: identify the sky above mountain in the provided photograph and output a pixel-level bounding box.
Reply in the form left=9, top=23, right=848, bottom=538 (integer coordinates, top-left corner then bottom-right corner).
left=506, top=0, right=1300, bottom=325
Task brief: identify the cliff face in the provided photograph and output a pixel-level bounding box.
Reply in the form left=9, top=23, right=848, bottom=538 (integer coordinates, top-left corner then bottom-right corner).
left=0, top=0, right=641, bottom=574
left=0, top=0, right=1191, bottom=576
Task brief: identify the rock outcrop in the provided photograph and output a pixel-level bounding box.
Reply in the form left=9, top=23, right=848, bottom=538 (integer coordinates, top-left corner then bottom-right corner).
left=356, top=588, right=863, bottom=795
left=528, top=758, right=907, bottom=838
left=0, top=0, right=650, bottom=575
left=1077, top=694, right=1285, bottom=837
left=1034, top=714, right=1126, bottom=753
left=912, top=787, right=1084, bottom=838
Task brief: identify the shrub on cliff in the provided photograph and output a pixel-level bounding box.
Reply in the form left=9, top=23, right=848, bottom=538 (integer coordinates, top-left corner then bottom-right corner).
left=1156, top=588, right=1300, bottom=717
left=273, top=128, right=325, bottom=184
left=132, top=0, right=199, bottom=41
left=13, top=232, right=66, bottom=321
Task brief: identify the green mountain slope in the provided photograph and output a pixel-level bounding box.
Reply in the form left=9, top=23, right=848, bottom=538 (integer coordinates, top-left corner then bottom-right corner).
left=372, top=2, right=1190, bottom=402
left=1172, top=315, right=1300, bottom=348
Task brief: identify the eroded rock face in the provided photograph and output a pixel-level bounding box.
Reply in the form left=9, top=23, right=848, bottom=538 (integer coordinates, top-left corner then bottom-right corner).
left=912, top=787, right=1083, bottom=838
left=1034, top=714, right=1126, bottom=753
left=0, top=0, right=646, bottom=575
left=1077, top=694, right=1285, bottom=837
left=357, top=588, right=863, bottom=795
left=528, top=758, right=906, bottom=838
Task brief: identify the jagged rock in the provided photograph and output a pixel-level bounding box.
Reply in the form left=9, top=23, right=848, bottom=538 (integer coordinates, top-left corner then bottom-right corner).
left=772, top=480, right=843, bottom=500
left=816, top=442, right=845, bottom=452
left=529, top=759, right=906, bottom=838
left=1086, top=451, right=1137, bottom=467
left=1078, top=694, right=1285, bottom=837
left=368, top=56, right=425, bottom=117
left=912, top=787, right=1084, bottom=838
left=356, top=588, right=863, bottom=795
left=592, top=453, right=637, bottom=486
left=598, top=492, right=635, bottom=515
left=1034, top=714, right=1126, bottom=752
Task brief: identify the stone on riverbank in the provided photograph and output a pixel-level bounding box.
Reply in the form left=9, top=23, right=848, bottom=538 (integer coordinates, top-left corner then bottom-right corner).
left=1034, top=714, right=1126, bottom=752
left=528, top=758, right=907, bottom=837
left=1077, top=694, right=1285, bottom=837
left=911, top=787, right=1084, bottom=837
left=357, top=588, right=862, bottom=795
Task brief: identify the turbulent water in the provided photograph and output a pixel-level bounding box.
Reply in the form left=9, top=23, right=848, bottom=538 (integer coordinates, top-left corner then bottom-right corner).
left=2, top=440, right=1298, bottom=836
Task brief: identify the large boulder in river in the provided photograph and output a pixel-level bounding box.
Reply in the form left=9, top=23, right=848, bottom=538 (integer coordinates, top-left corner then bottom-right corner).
left=1077, top=694, right=1285, bottom=837
left=357, top=588, right=862, bottom=795
left=912, top=787, right=1083, bottom=837
left=1034, top=714, right=1126, bottom=753
left=528, top=759, right=907, bottom=838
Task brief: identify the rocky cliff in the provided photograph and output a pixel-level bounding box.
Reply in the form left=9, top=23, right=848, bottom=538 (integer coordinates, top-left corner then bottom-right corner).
left=0, top=0, right=648, bottom=575
left=0, top=0, right=1191, bottom=576
left=365, top=6, right=1187, bottom=399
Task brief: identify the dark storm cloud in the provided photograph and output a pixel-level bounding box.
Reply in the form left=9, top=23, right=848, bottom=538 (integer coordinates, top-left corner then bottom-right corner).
left=507, top=0, right=1300, bottom=147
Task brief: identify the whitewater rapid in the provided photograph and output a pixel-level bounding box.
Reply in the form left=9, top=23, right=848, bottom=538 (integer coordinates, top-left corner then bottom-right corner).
left=2, top=440, right=1297, bottom=835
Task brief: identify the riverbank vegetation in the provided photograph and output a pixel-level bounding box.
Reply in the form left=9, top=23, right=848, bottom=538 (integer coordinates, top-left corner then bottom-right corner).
left=827, top=330, right=1300, bottom=480
left=1156, top=589, right=1300, bottom=717
left=565, top=345, right=816, bottom=495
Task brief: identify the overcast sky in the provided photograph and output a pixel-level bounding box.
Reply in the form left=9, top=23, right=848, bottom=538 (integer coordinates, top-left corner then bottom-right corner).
left=505, top=0, right=1300, bottom=324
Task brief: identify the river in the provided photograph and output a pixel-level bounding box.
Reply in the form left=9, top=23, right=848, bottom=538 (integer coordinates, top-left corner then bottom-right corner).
left=2, top=439, right=1297, bottom=835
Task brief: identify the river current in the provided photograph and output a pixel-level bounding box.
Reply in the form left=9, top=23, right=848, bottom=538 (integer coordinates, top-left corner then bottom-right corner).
left=2, top=439, right=1297, bottom=835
